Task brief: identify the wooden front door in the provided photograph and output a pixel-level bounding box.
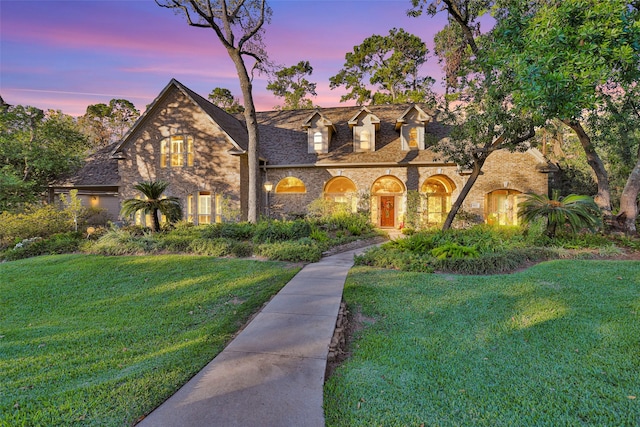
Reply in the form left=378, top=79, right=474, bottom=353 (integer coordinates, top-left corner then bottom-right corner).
left=380, top=196, right=395, bottom=227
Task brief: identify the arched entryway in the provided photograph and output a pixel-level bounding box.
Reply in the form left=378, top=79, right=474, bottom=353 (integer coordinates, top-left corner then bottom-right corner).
left=324, top=176, right=357, bottom=212
left=421, top=175, right=456, bottom=226
left=486, top=189, right=522, bottom=225
left=371, top=175, right=405, bottom=228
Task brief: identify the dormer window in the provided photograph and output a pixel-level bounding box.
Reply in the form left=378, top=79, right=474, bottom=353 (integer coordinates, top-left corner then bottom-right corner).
left=395, top=105, right=431, bottom=151
left=349, top=107, right=379, bottom=152
left=313, top=132, right=323, bottom=152
left=303, top=110, right=335, bottom=154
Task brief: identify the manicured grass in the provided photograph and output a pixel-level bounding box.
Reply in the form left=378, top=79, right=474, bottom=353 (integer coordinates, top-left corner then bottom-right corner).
left=0, top=254, right=299, bottom=426
left=325, top=260, right=640, bottom=426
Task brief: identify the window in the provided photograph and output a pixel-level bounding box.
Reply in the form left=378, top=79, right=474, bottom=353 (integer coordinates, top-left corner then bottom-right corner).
left=421, top=178, right=454, bottom=225
left=408, top=127, right=419, bottom=148
left=198, top=192, right=211, bottom=224
left=187, top=194, right=194, bottom=223
left=215, top=194, right=222, bottom=224
left=360, top=129, right=371, bottom=151
left=486, top=190, right=521, bottom=226
left=160, top=135, right=194, bottom=168
left=275, top=177, right=306, bottom=194
left=313, top=132, right=323, bottom=152
left=325, top=177, right=357, bottom=212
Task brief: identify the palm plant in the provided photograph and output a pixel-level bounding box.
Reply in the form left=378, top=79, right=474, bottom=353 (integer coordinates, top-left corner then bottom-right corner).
left=121, top=181, right=182, bottom=232
left=518, top=190, right=601, bottom=238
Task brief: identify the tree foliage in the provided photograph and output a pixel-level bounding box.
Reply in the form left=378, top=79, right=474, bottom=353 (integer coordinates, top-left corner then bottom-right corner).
left=121, top=181, right=182, bottom=232
left=208, top=87, right=245, bottom=113
left=156, top=0, right=272, bottom=223
left=519, top=190, right=601, bottom=238
left=78, top=99, right=139, bottom=149
left=267, top=60, right=317, bottom=109
left=0, top=105, right=88, bottom=211
left=329, top=27, right=436, bottom=105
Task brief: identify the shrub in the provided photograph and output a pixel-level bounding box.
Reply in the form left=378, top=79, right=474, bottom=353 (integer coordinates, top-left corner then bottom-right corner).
left=2, top=232, right=82, bottom=261
left=256, top=238, right=322, bottom=262
left=231, top=241, right=254, bottom=258
left=0, top=204, right=71, bottom=249
left=83, top=228, right=159, bottom=255
left=188, top=238, right=234, bottom=257
left=354, top=246, right=434, bottom=273
left=430, top=243, right=479, bottom=259
left=202, top=222, right=255, bottom=240
left=253, top=219, right=311, bottom=243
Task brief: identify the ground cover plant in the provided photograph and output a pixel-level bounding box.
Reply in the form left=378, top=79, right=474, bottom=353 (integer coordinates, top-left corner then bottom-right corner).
left=0, top=254, right=299, bottom=426
left=355, top=224, right=637, bottom=274
left=324, top=261, right=640, bottom=426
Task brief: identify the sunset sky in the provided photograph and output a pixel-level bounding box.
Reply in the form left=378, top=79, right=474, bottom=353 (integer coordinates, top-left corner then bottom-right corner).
left=1, top=0, right=454, bottom=116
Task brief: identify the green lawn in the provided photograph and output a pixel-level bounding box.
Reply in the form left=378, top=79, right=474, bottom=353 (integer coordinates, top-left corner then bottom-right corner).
left=0, top=254, right=299, bottom=426
left=325, top=260, right=640, bottom=426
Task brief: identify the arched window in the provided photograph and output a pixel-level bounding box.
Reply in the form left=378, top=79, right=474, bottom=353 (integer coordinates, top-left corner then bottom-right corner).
left=421, top=176, right=455, bottom=225
left=325, top=177, right=357, bottom=210
left=275, top=177, right=307, bottom=194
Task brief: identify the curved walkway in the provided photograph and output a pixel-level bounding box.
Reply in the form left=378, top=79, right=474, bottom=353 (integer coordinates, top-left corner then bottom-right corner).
left=137, top=246, right=370, bottom=427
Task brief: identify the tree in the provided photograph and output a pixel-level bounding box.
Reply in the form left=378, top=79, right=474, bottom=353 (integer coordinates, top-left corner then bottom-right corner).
left=486, top=0, right=640, bottom=233
left=267, top=60, right=317, bottom=109
left=329, top=27, right=436, bottom=105
left=156, top=0, right=271, bottom=223
left=518, top=190, right=601, bottom=238
left=121, top=181, right=182, bottom=232
left=0, top=105, right=88, bottom=211
left=409, top=1, right=536, bottom=230
left=79, top=99, right=140, bottom=149
left=208, top=87, right=245, bottom=113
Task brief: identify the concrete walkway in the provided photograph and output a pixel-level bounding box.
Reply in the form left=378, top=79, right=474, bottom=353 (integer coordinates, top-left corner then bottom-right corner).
left=137, top=246, right=369, bottom=427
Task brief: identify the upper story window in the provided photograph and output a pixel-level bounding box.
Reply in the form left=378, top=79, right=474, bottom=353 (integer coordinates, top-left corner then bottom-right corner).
left=349, top=107, right=379, bottom=153
left=161, top=135, right=194, bottom=168
left=395, top=105, right=431, bottom=151
left=313, top=132, right=323, bottom=152
left=303, top=110, right=334, bottom=154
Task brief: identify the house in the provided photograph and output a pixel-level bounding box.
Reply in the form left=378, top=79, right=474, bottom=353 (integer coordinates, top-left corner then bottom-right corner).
left=53, top=79, right=554, bottom=229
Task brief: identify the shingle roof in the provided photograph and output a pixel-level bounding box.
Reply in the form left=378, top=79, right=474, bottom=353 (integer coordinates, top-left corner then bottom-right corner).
left=255, top=104, right=452, bottom=166
left=52, top=142, right=120, bottom=187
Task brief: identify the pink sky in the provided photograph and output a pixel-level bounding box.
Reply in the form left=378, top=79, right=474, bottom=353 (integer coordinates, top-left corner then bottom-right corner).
left=1, top=0, right=454, bottom=116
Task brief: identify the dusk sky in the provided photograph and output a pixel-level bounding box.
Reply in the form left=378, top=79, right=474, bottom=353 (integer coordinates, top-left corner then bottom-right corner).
left=1, top=0, right=454, bottom=116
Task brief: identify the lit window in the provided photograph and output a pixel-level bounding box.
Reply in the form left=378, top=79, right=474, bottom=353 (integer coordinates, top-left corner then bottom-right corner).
left=215, top=194, right=222, bottom=223
left=187, top=194, right=194, bottom=223
left=325, top=177, right=357, bottom=212
left=275, top=177, right=306, bottom=193
left=198, top=192, right=211, bottom=224
left=421, top=178, right=453, bottom=225
left=313, top=132, right=323, bottom=152
left=160, top=135, right=194, bottom=168
left=360, top=129, right=370, bottom=151
left=408, top=127, right=419, bottom=148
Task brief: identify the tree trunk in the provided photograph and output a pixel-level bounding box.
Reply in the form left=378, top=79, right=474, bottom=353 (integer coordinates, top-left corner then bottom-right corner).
left=612, top=152, right=640, bottom=235
left=151, top=208, right=160, bottom=232
left=228, top=49, right=259, bottom=223
left=442, top=159, right=485, bottom=230
left=562, top=120, right=612, bottom=224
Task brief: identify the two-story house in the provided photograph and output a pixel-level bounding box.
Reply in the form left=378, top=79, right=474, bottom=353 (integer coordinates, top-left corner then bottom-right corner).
left=51, top=79, right=554, bottom=229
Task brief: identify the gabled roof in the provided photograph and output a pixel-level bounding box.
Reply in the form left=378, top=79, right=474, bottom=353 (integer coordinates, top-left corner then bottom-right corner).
left=348, top=106, right=380, bottom=130
left=394, top=104, right=432, bottom=130
left=111, top=78, right=248, bottom=158
left=302, top=109, right=337, bottom=132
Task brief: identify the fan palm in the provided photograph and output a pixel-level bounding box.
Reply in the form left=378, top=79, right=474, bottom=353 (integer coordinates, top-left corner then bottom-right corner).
left=121, top=181, right=182, bottom=232
left=518, top=190, right=601, bottom=238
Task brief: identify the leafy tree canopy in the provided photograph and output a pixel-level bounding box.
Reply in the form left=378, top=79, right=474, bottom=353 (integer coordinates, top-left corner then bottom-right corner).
left=79, top=99, right=140, bottom=149
left=0, top=105, right=88, bottom=211
left=329, top=27, right=436, bottom=105
left=267, top=60, right=317, bottom=110
left=208, top=87, right=245, bottom=114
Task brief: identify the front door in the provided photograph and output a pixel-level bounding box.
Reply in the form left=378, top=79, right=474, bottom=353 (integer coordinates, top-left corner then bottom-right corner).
left=380, top=196, right=395, bottom=227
